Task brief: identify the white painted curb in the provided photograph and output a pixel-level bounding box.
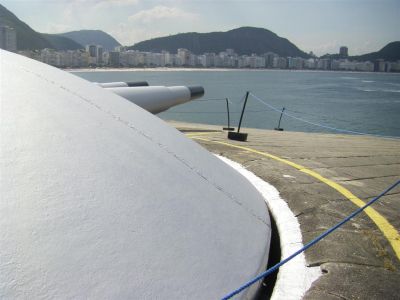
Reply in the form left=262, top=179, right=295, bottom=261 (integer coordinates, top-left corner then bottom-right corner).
left=217, top=155, right=321, bottom=299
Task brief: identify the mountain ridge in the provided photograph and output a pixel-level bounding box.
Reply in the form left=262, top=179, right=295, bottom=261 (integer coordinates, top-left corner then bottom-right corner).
left=42, top=34, right=84, bottom=51
left=1, top=3, right=399, bottom=62
left=352, top=41, right=400, bottom=62
left=129, top=27, right=310, bottom=58
left=0, top=3, right=82, bottom=50
left=0, top=3, right=52, bottom=50
left=58, top=30, right=121, bottom=51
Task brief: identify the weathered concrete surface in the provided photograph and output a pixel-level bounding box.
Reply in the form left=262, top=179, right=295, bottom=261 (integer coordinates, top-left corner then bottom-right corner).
left=168, top=121, right=400, bottom=300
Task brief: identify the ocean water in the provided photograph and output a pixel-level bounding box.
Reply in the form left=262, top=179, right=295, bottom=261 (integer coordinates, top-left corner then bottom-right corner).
left=71, top=69, right=400, bottom=138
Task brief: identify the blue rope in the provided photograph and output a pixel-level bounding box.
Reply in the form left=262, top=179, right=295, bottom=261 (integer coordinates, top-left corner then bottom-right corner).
left=249, top=92, right=400, bottom=140
left=221, top=180, right=400, bottom=300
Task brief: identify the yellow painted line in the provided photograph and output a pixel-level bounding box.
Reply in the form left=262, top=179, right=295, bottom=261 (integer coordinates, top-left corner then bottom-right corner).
left=185, top=131, right=221, bottom=138
left=193, top=137, right=400, bottom=260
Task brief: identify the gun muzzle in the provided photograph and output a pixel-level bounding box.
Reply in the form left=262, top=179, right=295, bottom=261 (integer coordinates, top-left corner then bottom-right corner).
left=96, top=81, right=149, bottom=88
left=107, top=86, right=204, bottom=114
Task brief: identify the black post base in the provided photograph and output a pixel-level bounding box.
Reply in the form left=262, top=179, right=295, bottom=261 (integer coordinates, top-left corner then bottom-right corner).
left=223, top=127, right=235, bottom=131
left=274, top=127, right=284, bottom=131
left=228, top=132, right=248, bottom=142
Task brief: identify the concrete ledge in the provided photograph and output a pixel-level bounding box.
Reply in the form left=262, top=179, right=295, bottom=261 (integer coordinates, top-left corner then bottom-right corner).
left=217, top=155, right=321, bottom=299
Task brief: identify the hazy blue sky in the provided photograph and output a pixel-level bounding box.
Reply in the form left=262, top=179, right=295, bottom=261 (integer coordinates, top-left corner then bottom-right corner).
left=2, top=0, right=399, bottom=55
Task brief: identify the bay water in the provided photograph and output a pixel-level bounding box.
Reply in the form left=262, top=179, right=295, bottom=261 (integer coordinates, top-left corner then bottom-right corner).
left=72, top=69, right=400, bottom=138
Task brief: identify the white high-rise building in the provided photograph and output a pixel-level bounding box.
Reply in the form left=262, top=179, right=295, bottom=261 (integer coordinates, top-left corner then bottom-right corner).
left=86, top=45, right=97, bottom=57
left=163, top=51, right=174, bottom=66
left=177, top=48, right=191, bottom=66
left=85, top=44, right=104, bottom=66
left=0, top=26, right=17, bottom=52
left=199, top=53, right=215, bottom=68
left=108, top=51, right=120, bottom=67
left=97, top=46, right=103, bottom=65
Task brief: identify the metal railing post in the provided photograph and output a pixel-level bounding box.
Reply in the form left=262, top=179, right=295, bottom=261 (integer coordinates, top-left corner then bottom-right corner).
left=274, top=107, right=285, bottom=131
left=223, top=98, right=235, bottom=131
left=237, top=91, right=250, bottom=133
left=228, top=91, right=249, bottom=141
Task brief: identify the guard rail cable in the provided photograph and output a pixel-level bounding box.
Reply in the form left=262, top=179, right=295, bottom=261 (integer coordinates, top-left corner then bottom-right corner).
left=195, top=98, right=233, bottom=104
left=249, top=92, right=400, bottom=140
left=221, top=179, right=400, bottom=300
left=164, top=109, right=273, bottom=114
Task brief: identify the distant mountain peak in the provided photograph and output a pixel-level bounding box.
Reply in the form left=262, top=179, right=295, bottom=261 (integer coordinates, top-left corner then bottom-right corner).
left=0, top=4, right=123, bottom=51
left=229, top=26, right=274, bottom=33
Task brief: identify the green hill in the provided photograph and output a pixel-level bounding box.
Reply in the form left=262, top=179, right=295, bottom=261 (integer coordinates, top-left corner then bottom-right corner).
left=352, top=42, right=400, bottom=62
left=58, top=30, right=121, bottom=51
left=0, top=3, right=52, bottom=50
left=129, top=27, right=310, bottom=58
left=0, top=4, right=82, bottom=50
left=42, top=34, right=83, bottom=51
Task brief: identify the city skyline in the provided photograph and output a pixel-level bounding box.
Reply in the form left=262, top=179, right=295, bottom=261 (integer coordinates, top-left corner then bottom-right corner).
left=2, top=0, right=400, bottom=56
left=18, top=45, right=399, bottom=73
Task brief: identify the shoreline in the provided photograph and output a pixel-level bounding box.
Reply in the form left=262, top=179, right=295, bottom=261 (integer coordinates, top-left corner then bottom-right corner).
left=66, top=67, right=399, bottom=75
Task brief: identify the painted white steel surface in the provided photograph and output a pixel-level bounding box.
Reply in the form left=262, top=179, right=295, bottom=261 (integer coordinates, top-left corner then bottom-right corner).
left=108, top=86, right=192, bottom=114
left=0, top=50, right=271, bottom=299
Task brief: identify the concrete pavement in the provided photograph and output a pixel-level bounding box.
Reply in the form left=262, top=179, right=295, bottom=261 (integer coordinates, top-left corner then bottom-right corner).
left=168, top=121, right=400, bottom=300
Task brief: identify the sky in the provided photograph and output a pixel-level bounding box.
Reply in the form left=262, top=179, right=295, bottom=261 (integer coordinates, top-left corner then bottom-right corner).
left=2, top=0, right=400, bottom=56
